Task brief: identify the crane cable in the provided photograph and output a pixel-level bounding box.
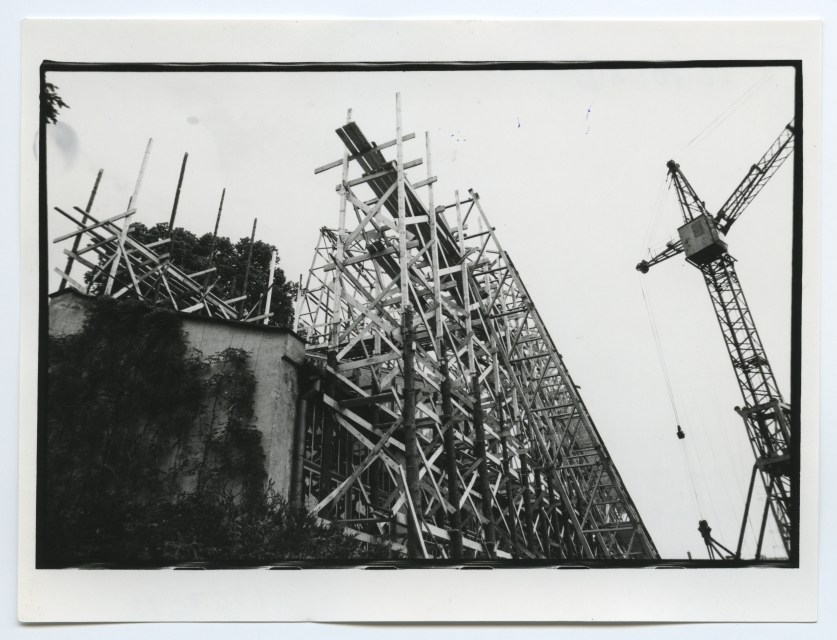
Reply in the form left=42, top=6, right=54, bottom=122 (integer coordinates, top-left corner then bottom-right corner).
left=674, top=70, right=776, bottom=161
left=639, top=275, right=704, bottom=522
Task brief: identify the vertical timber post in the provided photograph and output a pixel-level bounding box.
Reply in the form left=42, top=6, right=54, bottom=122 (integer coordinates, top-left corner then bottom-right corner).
left=320, top=108, right=353, bottom=504
left=369, top=377, right=383, bottom=512
left=396, top=93, right=423, bottom=559
left=291, top=381, right=313, bottom=507
left=403, top=306, right=422, bottom=558
left=105, top=138, right=153, bottom=295
left=440, top=342, right=463, bottom=558
left=428, top=131, right=461, bottom=558
left=472, top=374, right=496, bottom=556
left=208, top=189, right=225, bottom=267
left=263, top=249, right=277, bottom=325
left=499, top=422, right=518, bottom=553
left=534, top=466, right=551, bottom=559
left=319, top=352, right=338, bottom=504
left=545, top=465, right=566, bottom=559
left=154, top=152, right=188, bottom=305
left=520, top=449, right=536, bottom=553
left=238, top=218, right=258, bottom=317
left=168, top=153, right=189, bottom=238
left=494, top=346, right=518, bottom=554
left=458, top=188, right=495, bottom=555
left=292, top=274, right=303, bottom=333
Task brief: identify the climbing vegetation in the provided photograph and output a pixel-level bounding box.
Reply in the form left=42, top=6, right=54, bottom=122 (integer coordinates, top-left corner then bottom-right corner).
left=43, top=297, right=390, bottom=566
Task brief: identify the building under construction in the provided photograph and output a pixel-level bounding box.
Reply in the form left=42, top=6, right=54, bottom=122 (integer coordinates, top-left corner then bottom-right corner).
left=49, top=95, right=669, bottom=561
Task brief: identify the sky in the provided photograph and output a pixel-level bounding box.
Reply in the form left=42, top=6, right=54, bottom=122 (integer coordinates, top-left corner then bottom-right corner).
left=43, top=65, right=796, bottom=560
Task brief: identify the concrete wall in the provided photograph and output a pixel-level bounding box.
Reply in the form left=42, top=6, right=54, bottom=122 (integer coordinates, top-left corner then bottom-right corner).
left=48, top=289, right=305, bottom=498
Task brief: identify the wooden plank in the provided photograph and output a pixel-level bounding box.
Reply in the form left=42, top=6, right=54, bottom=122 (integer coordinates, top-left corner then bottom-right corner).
left=531, top=403, right=574, bottom=414
left=53, top=207, right=136, bottom=243
left=412, top=176, right=437, bottom=189
left=510, top=353, right=549, bottom=364
left=314, top=418, right=402, bottom=514
left=324, top=239, right=419, bottom=272
left=187, top=266, right=217, bottom=278
left=343, top=181, right=399, bottom=247
left=314, top=132, right=416, bottom=174
left=53, top=267, right=86, bottom=292
left=315, top=517, right=407, bottom=553
left=459, top=471, right=480, bottom=509
left=245, top=312, right=274, bottom=323
left=437, top=264, right=464, bottom=277
left=76, top=233, right=118, bottom=256
left=339, top=391, right=395, bottom=409
left=112, top=262, right=166, bottom=299
left=345, top=158, right=423, bottom=188
left=337, top=350, right=401, bottom=372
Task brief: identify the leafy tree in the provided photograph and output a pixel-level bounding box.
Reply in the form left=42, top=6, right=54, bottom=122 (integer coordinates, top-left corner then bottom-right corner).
left=86, top=222, right=296, bottom=328
left=43, top=82, right=69, bottom=124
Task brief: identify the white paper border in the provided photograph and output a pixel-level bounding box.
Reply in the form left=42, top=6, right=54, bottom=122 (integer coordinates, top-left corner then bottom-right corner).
left=18, top=19, right=822, bottom=622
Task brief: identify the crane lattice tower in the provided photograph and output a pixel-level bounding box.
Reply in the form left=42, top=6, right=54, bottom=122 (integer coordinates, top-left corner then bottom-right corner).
left=637, top=121, right=795, bottom=560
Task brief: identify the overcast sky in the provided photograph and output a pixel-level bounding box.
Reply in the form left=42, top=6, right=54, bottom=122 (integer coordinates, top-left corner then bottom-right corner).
left=44, top=65, right=795, bottom=559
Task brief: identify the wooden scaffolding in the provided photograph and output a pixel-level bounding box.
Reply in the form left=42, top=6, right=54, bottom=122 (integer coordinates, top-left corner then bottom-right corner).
left=52, top=140, right=278, bottom=325
left=293, top=96, right=659, bottom=560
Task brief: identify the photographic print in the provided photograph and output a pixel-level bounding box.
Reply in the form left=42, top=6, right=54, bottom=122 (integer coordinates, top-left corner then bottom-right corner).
left=19, top=20, right=821, bottom=622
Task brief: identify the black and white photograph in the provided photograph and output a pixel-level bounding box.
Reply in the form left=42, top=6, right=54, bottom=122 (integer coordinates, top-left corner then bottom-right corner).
left=17, top=19, right=822, bottom=623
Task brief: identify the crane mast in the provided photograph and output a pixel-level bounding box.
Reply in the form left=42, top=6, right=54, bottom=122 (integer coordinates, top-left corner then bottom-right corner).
left=637, top=121, right=795, bottom=559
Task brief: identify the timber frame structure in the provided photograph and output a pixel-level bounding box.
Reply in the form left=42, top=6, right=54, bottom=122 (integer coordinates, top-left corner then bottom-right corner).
left=292, top=96, right=659, bottom=560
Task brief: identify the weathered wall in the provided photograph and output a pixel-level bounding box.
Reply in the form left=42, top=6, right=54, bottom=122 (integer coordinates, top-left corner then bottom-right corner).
left=48, top=289, right=305, bottom=498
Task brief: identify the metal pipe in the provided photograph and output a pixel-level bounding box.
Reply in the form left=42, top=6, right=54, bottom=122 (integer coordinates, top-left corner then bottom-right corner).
left=755, top=477, right=774, bottom=560
left=736, top=463, right=759, bottom=559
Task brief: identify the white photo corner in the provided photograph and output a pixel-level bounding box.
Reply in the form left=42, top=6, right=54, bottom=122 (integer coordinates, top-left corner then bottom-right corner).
left=19, top=19, right=821, bottom=622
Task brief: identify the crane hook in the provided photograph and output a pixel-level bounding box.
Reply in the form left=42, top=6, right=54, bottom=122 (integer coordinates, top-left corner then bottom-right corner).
left=676, top=425, right=685, bottom=440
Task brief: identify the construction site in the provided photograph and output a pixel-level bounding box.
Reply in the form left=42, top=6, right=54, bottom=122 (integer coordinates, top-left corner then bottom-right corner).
left=44, top=73, right=798, bottom=563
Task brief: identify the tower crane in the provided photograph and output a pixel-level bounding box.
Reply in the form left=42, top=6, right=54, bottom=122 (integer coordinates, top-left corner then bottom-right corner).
left=637, top=120, right=795, bottom=560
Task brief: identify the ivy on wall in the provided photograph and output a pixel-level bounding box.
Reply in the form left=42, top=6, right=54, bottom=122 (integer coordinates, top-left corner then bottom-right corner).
left=43, top=297, right=390, bottom=566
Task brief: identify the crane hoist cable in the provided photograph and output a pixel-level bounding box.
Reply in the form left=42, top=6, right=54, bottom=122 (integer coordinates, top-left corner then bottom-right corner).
left=637, top=174, right=671, bottom=261
left=639, top=275, right=705, bottom=521
left=674, top=70, right=776, bottom=161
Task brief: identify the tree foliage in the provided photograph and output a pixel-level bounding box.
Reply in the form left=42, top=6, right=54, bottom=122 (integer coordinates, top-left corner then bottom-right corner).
left=86, top=222, right=296, bottom=327
left=43, top=298, right=390, bottom=566
left=43, top=82, right=69, bottom=125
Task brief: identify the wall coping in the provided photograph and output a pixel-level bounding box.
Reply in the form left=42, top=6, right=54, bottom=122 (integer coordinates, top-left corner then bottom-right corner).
left=49, top=288, right=307, bottom=344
